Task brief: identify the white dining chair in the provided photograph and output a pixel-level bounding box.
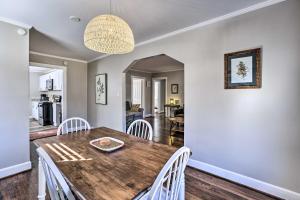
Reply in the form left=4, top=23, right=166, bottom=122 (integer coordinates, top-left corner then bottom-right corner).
left=36, top=147, right=76, bottom=200
left=142, top=146, right=191, bottom=200
left=126, top=119, right=153, bottom=140
left=57, top=117, right=91, bottom=135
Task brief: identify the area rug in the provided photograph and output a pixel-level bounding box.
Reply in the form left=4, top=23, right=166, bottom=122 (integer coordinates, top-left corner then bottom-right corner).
left=29, top=118, right=57, bottom=133
left=30, top=128, right=58, bottom=141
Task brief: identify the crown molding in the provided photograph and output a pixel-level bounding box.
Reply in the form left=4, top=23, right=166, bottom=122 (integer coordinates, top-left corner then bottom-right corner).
left=30, top=51, right=88, bottom=64
left=87, top=0, right=287, bottom=64
left=129, top=68, right=184, bottom=74
left=129, top=69, right=152, bottom=74
left=88, top=54, right=110, bottom=63
left=0, top=17, right=32, bottom=29
left=153, top=69, right=184, bottom=73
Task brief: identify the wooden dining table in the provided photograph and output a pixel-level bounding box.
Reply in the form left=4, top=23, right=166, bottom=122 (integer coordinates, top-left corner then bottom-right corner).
left=34, top=127, right=181, bottom=200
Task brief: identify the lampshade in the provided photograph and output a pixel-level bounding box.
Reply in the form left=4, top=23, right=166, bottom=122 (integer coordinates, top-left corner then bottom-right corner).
left=84, top=15, right=134, bottom=54
left=170, top=98, right=174, bottom=105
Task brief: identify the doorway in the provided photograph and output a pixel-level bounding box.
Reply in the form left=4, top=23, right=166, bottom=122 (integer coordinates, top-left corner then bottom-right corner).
left=152, top=77, right=167, bottom=114
left=28, top=62, right=67, bottom=139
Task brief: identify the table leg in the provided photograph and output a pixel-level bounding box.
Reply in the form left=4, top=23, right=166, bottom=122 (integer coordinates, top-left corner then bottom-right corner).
left=179, top=173, right=185, bottom=200
left=38, top=157, right=46, bottom=200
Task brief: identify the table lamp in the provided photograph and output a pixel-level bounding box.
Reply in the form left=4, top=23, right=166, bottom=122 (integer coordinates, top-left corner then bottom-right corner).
left=170, top=98, right=174, bottom=105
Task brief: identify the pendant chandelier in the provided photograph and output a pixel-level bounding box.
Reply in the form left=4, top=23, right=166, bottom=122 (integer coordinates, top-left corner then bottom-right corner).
left=84, top=0, right=135, bottom=54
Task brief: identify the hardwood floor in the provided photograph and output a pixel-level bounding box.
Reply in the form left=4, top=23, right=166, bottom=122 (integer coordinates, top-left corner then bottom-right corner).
left=145, top=113, right=184, bottom=148
left=0, top=116, right=280, bottom=200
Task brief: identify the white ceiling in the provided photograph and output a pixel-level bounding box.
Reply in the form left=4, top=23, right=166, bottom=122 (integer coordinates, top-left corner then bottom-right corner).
left=0, top=0, right=269, bottom=61
left=128, top=54, right=184, bottom=73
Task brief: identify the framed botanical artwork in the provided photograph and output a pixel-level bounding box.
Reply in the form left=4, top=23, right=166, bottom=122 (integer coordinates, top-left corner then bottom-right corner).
left=171, top=84, right=179, bottom=94
left=224, top=48, right=261, bottom=89
left=96, top=73, right=107, bottom=104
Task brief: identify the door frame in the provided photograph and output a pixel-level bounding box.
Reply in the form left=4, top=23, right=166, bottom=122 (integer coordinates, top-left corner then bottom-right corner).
left=152, top=77, right=168, bottom=115
left=29, top=62, right=67, bottom=121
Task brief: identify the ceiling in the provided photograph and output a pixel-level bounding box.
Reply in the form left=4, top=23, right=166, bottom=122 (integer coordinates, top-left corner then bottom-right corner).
left=0, top=0, right=269, bottom=61
left=127, top=54, right=183, bottom=73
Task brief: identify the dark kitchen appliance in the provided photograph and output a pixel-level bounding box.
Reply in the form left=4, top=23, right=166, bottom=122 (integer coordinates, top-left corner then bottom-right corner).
left=38, top=102, right=53, bottom=126
left=46, top=79, right=53, bottom=90
left=53, top=95, right=62, bottom=103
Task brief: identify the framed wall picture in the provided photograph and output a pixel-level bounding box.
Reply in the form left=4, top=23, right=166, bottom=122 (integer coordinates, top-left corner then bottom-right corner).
left=224, top=48, right=261, bottom=89
left=171, top=84, right=179, bottom=94
left=96, top=73, right=107, bottom=104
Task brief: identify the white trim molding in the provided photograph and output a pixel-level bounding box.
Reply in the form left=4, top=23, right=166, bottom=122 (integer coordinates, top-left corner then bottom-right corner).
left=129, top=69, right=184, bottom=74
left=0, top=161, right=32, bottom=179
left=188, top=159, right=300, bottom=200
left=30, top=51, right=88, bottom=64
left=88, top=54, right=110, bottom=63
left=0, top=17, right=32, bottom=29
left=88, top=0, right=287, bottom=63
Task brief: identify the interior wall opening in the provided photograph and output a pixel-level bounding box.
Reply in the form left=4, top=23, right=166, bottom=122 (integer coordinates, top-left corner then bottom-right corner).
left=28, top=62, right=67, bottom=140
left=123, top=54, right=184, bottom=147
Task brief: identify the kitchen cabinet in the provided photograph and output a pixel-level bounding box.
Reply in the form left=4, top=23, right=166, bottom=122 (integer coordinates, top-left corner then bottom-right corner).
left=32, top=101, right=39, bottom=120
left=39, top=70, right=63, bottom=91
left=52, top=70, right=63, bottom=91
left=39, top=75, right=48, bottom=91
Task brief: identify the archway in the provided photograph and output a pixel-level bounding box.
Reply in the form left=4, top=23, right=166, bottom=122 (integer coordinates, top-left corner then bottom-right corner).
left=123, top=54, right=184, bottom=147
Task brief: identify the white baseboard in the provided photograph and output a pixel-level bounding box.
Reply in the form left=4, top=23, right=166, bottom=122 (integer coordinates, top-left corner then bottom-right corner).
left=188, top=159, right=300, bottom=200
left=0, top=161, right=32, bottom=179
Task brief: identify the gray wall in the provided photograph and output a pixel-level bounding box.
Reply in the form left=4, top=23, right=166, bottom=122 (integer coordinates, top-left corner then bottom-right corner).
left=87, top=0, right=300, bottom=194
left=125, top=70, right=152, bottom=115
left=29, top=54, right=88, bottom=119
left=152, top=70, right=184, bottom=106
left=0, top=22, right=30, bottom=169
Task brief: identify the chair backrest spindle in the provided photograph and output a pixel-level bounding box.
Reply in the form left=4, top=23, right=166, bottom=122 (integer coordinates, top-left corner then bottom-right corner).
left=147, top=147, right=191, bottom=200
left=127, top=119, right=153, bottom=141
left=36, top=147, right=76, bottom=200
left=57, top=117, right=91, bottom=135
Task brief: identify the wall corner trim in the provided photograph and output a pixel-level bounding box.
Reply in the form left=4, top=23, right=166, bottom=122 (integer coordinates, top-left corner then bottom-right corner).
left=0, top=161, right=32, bottom=179
left=87, top=0, right=287, bottom=63
left=188, top=159, right=300, bottom=200
left=0, top=17, right=32, bottom=29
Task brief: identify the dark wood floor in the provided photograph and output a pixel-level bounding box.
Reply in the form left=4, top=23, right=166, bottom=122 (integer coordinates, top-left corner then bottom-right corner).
left=145, top=113, right=184, bottom=148
left=0, top=114, right=280, bottom=200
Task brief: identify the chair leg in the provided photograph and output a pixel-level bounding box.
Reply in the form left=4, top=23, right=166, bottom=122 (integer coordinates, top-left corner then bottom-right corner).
left=178, top=173, right=185, bottom=200
left=38, top=157, right=46, bottom=200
